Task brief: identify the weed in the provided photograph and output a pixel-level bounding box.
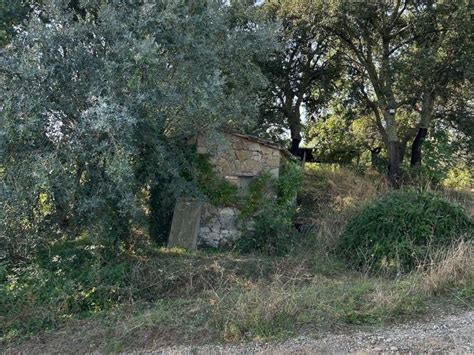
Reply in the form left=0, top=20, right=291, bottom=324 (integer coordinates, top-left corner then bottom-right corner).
left=419, top=239, right=474, bottom=298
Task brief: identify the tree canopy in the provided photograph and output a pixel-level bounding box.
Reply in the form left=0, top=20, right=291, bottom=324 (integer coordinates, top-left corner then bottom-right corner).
left=295, top=0, right=472, bottom=186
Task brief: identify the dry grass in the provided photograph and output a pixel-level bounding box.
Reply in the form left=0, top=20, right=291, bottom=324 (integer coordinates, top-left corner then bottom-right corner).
left=420, top=239, right=474, bottom=296
left=299, top=164, right=386, bottom=223
left=296, top=164, right=387, bottom=253
left=440, top=189, right=474, bottom=218
left=4, top=242, right=472, bottom=353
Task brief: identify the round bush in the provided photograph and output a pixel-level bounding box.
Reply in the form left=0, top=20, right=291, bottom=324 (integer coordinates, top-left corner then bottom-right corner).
left=338, top=190, right=473, bottom=274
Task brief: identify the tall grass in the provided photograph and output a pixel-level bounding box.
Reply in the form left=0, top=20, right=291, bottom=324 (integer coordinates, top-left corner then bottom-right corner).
left=296, top=164, right=387, bottom=254
left=420, top=239, right=473, bottom=297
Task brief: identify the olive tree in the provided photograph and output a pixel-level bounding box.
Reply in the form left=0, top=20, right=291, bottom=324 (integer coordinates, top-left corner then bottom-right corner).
left=0, top=0, right=274, bottom=262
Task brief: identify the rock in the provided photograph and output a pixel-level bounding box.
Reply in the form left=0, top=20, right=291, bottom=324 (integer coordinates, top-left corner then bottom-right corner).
left=248, top=143, right=261, bottom=151
left=220, top=207, right=236, bottom=217
left=198, top=205, right=241, bottom=247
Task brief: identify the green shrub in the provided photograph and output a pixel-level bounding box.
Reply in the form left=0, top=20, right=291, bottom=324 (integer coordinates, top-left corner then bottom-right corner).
left=0, top=257, right=131, bottom=340
left=338, top=189, right=473, bottom=275
left=442, top=166, right=473, bottom=191
left=0, top=235, right=139, bottom=341
left=235, top=161, right=303, bottom=256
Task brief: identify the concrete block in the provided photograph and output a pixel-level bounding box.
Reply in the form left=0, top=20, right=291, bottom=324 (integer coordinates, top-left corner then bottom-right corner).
left=168, top=198, right=203, bottom=250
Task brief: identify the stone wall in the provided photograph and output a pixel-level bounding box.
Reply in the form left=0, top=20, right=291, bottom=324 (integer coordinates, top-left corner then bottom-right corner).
left=195, top=131, right=288, bottom=248
left=196, top=132, right=284, bottom=179
left=198, top=205, right=241, bottom=247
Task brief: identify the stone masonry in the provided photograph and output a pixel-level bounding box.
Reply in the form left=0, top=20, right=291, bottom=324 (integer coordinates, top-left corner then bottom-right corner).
left=196, top=131, right=288, bottom=180
left=197, top=206, right=241, bottom=248
left=193, top=130, right=290, bottom=248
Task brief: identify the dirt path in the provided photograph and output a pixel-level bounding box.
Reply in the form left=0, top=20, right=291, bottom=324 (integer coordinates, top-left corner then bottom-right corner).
left=151, top=311, right=473, bottom=354
left=4, top=310, right=473, bottom=354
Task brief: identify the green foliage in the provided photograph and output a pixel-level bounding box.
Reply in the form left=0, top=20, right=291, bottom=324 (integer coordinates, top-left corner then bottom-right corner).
left=255, top=0, right=341, bottom=143
left=191, top=155, right=303, bottom=255
left=236, top=161, right=303, bottom=255
left=0, top=0, right=31, bottom=47
left=442, top=167, right=473, bottom=191
left=401, top=122, right=473, bottom=189
left=1, top=166, right=472, bottom=345
left=194, top=154, right=239, bottom=206
left=307, top=114, right=365, bottom=165
left=422, top=126, right=471, bottom=182
left=276, top=160, right=304, bottom=209
left=0, top=240, right=131, bottom=340
left=0, top=246, right=432, bottom=345
left=400, top=165, right=444, bottom=189
left=338, top=190, right=473, bottom=275
left=240, top=171, right=274, bottom=216
left=0, top=1, right=275, bottom=263
left=316, top=1, right=472, bottom=186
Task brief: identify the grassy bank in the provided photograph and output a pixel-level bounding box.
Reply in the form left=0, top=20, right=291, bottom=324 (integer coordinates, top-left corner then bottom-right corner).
left=3, top=244, right=472, bottom=353
left=1, top=166, right=473, bottom=352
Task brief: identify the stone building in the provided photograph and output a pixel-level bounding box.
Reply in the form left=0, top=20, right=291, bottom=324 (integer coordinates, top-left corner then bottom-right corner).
left=194, top=130, right=291, bottom=247
left=195, top=130, right=292, bottom=195
left=168, top=130, right=292, bottom=249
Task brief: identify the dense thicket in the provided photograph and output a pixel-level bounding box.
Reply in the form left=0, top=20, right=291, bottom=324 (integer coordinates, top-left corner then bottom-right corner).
left=0, top=0, right=275, bottom=263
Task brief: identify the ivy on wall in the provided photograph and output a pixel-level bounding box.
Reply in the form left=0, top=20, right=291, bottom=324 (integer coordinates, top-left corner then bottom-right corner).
left=194, top=153, right=303, bottom=255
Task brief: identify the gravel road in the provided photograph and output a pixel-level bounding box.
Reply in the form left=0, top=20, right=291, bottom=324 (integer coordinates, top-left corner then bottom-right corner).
left=151, top=310, right=473, bottom=354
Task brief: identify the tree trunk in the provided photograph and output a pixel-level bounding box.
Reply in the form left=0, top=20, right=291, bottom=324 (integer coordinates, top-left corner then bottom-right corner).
left=369, top=147, right=382, bottom=168
left=410, top=92, right=433, bottom=166
left=388, top=141, right=401, bottom=188
left=410, top=127, right=428, bottom=166
left=290, top=136, right=301, bottom=156
left=399, top=140, right=407, bottom=164
left=383, top=110, right=401, bottom=189
left=288, top=108, right=302, bottom=157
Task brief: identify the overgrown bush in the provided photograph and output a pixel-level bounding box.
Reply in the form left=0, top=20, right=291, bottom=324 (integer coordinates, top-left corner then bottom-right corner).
left=235, top=161, right=303, bottom=255
left=0, top=242, right=131, bottom=341
left=338, top=189, right=473, bottom=275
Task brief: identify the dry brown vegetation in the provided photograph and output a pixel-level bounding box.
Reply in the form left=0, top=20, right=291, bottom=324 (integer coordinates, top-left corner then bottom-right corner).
left=296, top=164, right=387, bottom=253
left=420, top=239, right=474, bottom=296
left=299, top=165, right=386, bottom=224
